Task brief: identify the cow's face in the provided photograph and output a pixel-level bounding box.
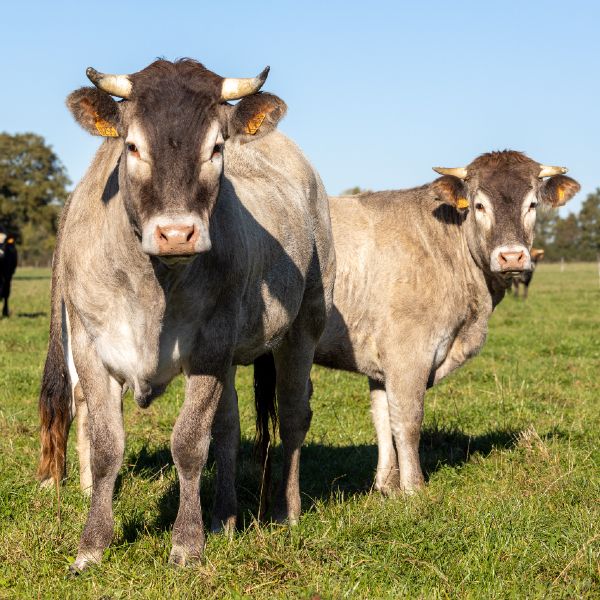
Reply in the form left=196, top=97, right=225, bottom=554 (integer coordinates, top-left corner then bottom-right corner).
left=432, top=151, right=579, bottom=278
left=66, top=60, right=286, bottom=263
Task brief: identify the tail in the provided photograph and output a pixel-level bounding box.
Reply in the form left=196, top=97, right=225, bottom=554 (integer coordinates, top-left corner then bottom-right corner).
left=37, top=300, right=71, bottom=487
left=254, top=352, right=277, bottom=519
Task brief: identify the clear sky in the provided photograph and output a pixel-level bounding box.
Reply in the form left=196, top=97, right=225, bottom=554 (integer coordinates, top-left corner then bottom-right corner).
left=2, top=0, right=599, bottom=215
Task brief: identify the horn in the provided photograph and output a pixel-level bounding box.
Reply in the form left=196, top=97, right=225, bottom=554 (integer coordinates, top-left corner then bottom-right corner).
left=86, top=67, right=132, bottom=99
left=432, top=166, right=468, bottom=180
left=538, top=165, right=568, bottom=178
left=220, top=66, right=270, bottom=101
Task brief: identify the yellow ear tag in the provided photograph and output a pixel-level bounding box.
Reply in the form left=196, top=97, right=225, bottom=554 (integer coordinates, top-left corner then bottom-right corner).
left=557, top=187, right=565, bottom=203
left=7, top=238, right=14, bottom=244
left=456, top=197, right=469, bottom=210
left=94, top=116, right=119, bottom=137
left=246, top=112, right=266, bottom=135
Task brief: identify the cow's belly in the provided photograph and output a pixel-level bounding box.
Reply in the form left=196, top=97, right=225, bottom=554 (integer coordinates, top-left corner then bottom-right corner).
left=234, top=279, right=305, bottom=364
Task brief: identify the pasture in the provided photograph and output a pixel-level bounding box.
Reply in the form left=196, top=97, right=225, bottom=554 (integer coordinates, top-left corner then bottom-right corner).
left=0, top=264, right=598, bottom=598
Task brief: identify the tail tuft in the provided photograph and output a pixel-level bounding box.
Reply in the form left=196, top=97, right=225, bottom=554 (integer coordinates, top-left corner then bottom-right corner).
left=37, top=307, right=71, bottom=486
left=254, top=352, right=277, bottom=519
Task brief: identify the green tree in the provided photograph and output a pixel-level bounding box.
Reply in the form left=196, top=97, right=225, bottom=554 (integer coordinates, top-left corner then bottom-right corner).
left=534, top=205, right=558, bottom=251
left=340, top=186, right=371, bottom=196
left=0, top=132, right=70, bottom=265
left=577, top=189, right=600, bottom=261
left=552, top=213, right=580, bottom=261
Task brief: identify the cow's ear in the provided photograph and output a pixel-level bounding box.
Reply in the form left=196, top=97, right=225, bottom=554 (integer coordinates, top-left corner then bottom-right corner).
left=540, top=175, right=580, bottom=207
left=226, top=93, right=287, bottom=142
left=531, top=248, right=544, bottom=261
left=66, top=87, right=121, bottom=137
left=431, top=176, right=469, bottom=211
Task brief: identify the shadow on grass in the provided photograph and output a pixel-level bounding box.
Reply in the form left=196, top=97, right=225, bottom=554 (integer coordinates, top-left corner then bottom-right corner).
left=16, top=311, right=47, bottom=318
left=14, top=275, right=51, bottom=281
left=115, top=424, right=531, bottom=543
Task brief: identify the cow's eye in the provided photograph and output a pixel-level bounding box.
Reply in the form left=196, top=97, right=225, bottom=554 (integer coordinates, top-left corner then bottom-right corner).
left=127, top=143, right=139, bottom=157
left=529, top=201, right=538, bottom=210
left=475, top=202, right=485, bottom=211
left=212, top=143, right=223, bottom=159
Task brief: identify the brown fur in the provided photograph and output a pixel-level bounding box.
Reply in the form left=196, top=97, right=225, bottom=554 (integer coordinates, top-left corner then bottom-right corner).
left=315, top=152, right=579, bottom=495
left=37, top=270, right=71, bottom=484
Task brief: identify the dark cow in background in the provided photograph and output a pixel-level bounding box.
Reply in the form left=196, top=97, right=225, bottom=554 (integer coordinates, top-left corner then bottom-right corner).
left=512, top=248, right=544, bottom=299
left=37, top=59, right=335, bottom=572
left=314, top=151, right=579, bottom=495
left=0, top=227, right=17, bottom=317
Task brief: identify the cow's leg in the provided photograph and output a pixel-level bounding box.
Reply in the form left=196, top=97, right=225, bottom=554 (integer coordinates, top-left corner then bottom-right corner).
left=169, top=371, right=223, bottom=566
left=523, top=283, right=529, bottom=300
left=513, top=281, right=520, bottom=299
left=385, top=367, right=427, bottom=493
left=271, top=323, right=321, bottom=525
left=368, top=378, right=401, bottom=494
left=71, top=358, right=124, bottom=572
left=74, top=383, right=92, bottom=496
left=210, top=366, right=239, bottom=535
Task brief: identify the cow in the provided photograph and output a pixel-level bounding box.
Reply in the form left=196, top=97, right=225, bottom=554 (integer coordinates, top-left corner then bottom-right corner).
left=313, top=151, right=579, bottom=496
left=512, top=248, right=544, bottom=299
left=37, top=59, right=335, bottom=572
left=0, top=227, right=17, bottom=317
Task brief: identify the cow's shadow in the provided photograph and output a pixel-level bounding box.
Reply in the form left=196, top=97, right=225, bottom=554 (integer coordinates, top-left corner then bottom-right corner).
left=116, top=424, right=531, bottom=543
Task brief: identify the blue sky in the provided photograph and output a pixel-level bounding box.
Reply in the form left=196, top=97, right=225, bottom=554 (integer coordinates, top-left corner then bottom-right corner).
left=2, top=0, right=599, bottom=215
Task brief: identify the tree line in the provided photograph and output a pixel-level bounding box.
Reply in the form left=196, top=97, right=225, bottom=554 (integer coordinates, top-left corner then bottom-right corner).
left=1, top=133, right=599, bottom=265
left=0, top=132, right=69, bottom=266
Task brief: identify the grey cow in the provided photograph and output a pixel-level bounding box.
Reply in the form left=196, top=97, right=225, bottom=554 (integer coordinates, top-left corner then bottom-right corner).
left=37, top=59, right=335, bottom=572
left=314, top=151, right=579, bottom=495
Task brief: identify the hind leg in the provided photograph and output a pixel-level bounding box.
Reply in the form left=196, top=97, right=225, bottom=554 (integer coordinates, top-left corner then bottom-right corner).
left=74, top=384, right=92, bottom=496
left=210, top=366, right=239, bottom=534
left=369, top=378, right=401, bottom=495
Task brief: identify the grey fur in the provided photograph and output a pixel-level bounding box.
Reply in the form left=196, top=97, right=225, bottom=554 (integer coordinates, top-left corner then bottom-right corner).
left=50, top=116, right=334, bottom=569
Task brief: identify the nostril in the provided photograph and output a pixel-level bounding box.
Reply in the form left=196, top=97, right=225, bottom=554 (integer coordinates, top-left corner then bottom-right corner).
left=185, top=226, right=195, bottom=242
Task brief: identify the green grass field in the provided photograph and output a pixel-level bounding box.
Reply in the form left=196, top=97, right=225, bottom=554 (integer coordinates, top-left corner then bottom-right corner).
left=0, top=264, right=598, bottom=599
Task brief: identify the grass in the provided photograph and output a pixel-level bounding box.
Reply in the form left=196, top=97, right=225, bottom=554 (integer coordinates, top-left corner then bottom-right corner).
left=0, top=263, right=598, bottom=599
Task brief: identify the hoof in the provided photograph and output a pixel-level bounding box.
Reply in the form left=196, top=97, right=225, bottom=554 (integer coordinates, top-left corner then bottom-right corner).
left=271, top=507, right=299, bottom=526
left=69, top=550, right=102, bottom=574
left=210, top=515, right=236, bottom=537
left=39, top=477, right=55, bottom=490
left=168, top=545, right=203, bottom=567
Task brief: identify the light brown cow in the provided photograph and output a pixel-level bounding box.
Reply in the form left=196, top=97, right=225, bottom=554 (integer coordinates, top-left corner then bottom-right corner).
left=314, top=151, right=579, bottom=495
left=37, top=59, right=335, bottom=572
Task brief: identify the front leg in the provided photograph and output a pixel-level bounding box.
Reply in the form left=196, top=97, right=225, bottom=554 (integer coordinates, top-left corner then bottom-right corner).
left=169, top=370, right=224, bottom=566
left=384, top=366, right=427, bottom=493
left=210, top=366, right=239, bottom=535
left=70, top=333, right=124, bottom=573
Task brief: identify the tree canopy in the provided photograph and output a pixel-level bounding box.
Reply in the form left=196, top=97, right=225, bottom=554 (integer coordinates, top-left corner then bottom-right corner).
left=0, top=132, right=70, bottom=265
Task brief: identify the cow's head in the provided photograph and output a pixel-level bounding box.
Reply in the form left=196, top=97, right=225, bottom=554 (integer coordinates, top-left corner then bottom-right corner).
left=431, top=151, right=579, bottom=278
left=0, top=228, right=14, bottom=260
left=66, top=59, right=286, bottom=262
